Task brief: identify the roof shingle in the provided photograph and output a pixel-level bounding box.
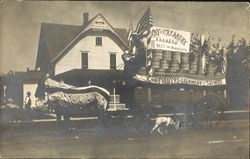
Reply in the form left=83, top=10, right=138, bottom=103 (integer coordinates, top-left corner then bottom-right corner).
left=41, top=23, right=83, bottom=61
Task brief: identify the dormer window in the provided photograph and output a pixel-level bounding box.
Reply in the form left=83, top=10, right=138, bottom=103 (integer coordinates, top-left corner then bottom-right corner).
left=96, top=37, right=102, bottom=46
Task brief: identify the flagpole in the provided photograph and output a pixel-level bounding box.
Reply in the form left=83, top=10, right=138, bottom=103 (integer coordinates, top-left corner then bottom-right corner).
left=198, top=3, right=206, bottom=74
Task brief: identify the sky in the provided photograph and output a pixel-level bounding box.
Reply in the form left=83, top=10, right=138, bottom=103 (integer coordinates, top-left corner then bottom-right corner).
left=0, top=1, right=249, bottom=74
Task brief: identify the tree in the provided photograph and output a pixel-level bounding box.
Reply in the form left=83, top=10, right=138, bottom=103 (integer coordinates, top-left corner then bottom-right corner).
left=226, top=36, right=249, bottom=107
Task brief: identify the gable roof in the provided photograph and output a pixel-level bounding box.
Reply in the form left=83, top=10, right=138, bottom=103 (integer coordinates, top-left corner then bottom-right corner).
left=114, top=28, right=128, bottom=44
left=36, top=14, right=128, bottom=70
left=40, top=23, right=83, bottom=62
left=52, top=13, right=129, bottom=63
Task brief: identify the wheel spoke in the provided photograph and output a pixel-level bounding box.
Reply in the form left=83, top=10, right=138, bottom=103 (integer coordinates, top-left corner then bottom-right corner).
left=193, top=95, right=224, bottom=128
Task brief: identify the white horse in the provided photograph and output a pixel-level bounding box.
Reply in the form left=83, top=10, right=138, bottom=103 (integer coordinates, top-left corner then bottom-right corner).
left=150, top=117, right=179, bottom=135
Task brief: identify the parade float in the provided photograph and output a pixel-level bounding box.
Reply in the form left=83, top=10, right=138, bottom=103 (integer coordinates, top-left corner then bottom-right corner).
left=121, top=8, right=228, bottom=130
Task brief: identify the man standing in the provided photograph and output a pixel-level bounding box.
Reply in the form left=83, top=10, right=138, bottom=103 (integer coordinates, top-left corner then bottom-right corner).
left=24, top=91, right=32, bottom=111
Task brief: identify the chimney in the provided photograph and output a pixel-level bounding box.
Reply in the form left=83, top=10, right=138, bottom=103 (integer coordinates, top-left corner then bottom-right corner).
left=83, top=12, right=89, bottom=26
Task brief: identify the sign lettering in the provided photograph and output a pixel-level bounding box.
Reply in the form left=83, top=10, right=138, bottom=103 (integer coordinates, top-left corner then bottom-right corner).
left=134, top=74, right=226, bottom=86
left=150, top=26, right=191, bottom=53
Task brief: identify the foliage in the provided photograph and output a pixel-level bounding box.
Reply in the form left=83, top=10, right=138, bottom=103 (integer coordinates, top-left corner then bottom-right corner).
left=190, top=33, right=249, bottom=55
left=190, top=33, right=224, bottom=56
left=190, top=33, right=202, bottom=54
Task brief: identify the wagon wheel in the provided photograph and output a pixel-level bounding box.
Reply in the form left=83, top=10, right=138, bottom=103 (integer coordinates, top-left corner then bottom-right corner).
left=193, top=95, right=224, bottom=128
left=181, top=105, right=196, bottom=128
left=133, top=109, right=152, bottom=133
left=123, top=116, right=134, bottom=129
left=122, top=111, right=135, bottom=131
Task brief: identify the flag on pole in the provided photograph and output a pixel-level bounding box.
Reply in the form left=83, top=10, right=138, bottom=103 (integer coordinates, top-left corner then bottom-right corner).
left=222, top=52, right=227, bottom=74
left=127, top=21, right=134, bottom=50
left=201, top=34, right=205, bottom=46
left=135, top=8, right=153, bottom=36
left=127, top=21, right=134, bottom=42
left=134, top=7, right=154, bottom=51
left=202, top=54, right=206, bottom=73
left=133, top=8, right=154, bottom=70
left=200, top=34, right=206, bottom=73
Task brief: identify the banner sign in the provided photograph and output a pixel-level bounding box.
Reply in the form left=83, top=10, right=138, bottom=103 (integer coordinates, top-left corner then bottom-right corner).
left=134, top=74, right=226, bottom=86
left=150, top=26, right=191, bottom=53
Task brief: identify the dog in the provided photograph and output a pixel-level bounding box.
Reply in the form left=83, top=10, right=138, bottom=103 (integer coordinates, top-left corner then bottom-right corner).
left=150, top=117, right=179, bottom=135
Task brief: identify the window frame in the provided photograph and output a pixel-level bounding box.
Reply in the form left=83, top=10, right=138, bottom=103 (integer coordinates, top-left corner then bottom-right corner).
left=95, top=36, right=102, bottom=46
left=110, top=53, right=116, bottom=70
left=81, top=52, right=89, bottom=69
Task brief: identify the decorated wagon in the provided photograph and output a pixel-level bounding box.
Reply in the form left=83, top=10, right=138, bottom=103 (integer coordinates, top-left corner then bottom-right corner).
left=120, top=8, right=228, bottom=131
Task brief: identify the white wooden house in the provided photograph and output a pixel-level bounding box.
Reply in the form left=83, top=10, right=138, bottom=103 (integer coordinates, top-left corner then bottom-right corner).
left=35, top=13, right=130, bottom=109
left=35, top=13, right=128, bottom=75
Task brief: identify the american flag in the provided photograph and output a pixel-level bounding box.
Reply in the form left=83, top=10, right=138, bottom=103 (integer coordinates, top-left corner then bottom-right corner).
left=135, top=8, right=153, bottom=36
left=132, top=8, right=154, bottom=71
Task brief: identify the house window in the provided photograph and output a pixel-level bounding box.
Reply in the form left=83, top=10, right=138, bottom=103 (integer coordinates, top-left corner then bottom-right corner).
left=81, top=53, right=88, bottom=69
left=96, top=37, right=102, bottom=46
left=110, top=53, right=116, bottom=70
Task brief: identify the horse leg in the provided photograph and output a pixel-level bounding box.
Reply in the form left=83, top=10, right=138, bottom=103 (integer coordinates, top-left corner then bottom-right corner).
left=63, top=114, right=71, bottom=131
left=56, top=112, right=62, bottom=122
left=97, top=112, right=110, bottom=133
left=103, top=114, right=110, bottom=130
left=55, top=112, right=63, bottom=130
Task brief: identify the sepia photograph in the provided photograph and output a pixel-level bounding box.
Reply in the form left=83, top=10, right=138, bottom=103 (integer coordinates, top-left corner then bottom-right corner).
left=0, top=1, right=249, bottom=158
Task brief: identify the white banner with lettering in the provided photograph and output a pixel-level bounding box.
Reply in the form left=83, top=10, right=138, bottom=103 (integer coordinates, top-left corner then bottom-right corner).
left=150, top=26, right=191, bottom=53
left=134, top=74, right=226, bottom=86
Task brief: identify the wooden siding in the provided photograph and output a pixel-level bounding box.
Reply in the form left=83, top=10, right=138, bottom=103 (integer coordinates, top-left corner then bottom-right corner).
left=55, top=36, right=124, bottom=75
